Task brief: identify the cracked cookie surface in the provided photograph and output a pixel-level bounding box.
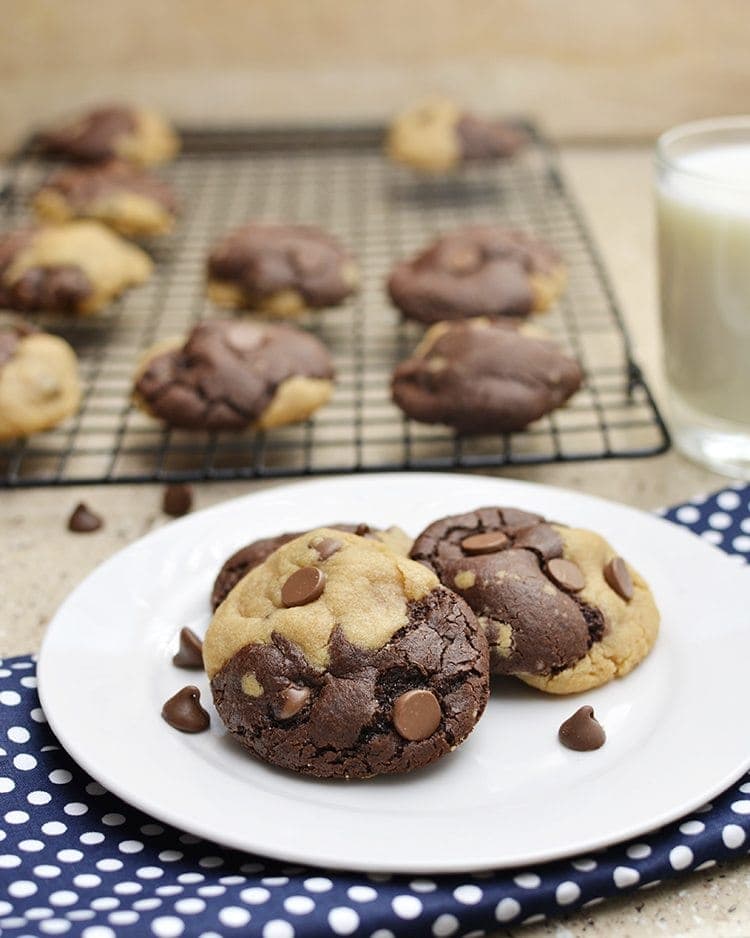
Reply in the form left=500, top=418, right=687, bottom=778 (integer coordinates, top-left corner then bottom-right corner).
left=204, top=528, right=490, bottom=778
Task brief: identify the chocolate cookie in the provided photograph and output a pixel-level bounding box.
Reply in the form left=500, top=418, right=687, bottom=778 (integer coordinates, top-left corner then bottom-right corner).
left=388, top=226, right=566, bottom=324
left=212, top=524, right=413, bottom=610
left=39, top=103, right=179, bottom=167
left=33, top=160, right=178, bottom=238
left=0, top=314, right=81, bottom=440
left=0, top=222, right=152, bottom=316
left=204, top=528, right=490, bottom=778
left=133, top=318, right=334, bottom=432
left=386, top=98, right=526, bottom=173
left=410, top=507, right=659, bottom=694
left=392, top=318, right=582, bottom=433
left=207, top=223, right=359, bottom=316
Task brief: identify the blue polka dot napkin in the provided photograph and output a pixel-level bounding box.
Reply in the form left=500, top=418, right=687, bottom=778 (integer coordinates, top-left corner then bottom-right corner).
left=1, top=484, right=749, bottom=938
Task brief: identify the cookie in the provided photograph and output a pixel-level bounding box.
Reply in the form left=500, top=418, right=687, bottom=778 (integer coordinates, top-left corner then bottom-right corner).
left=211, top=523, right=413, bottom=610
left=204, top=528, right=490, bottom=778
left=39, top=103, right=179, bottom=167
left=388, top=226, right=566, bottom=324
left=33, top=160, right=178, bottom=238
left=386, top=98, right=526, bottom=173
left=133, top=318, right=334, bottom=432
left=0, top=315, right=81, bottom=440
left=207, top=223, right=359, bottom=316
left=0, top=222, right=152, bottom=316
left=392, top=318, right=582, bottom=433
left=410, top=507, right=659, bottom=694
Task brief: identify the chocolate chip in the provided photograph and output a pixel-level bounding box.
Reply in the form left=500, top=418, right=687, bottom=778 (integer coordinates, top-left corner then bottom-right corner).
left=355, top=523, right=370, bottom=536
left=604, top=556, right=634, bottom=602
left=461, top=531, right=509, bottom=555
left=225, top=321, right=264, bottom=353
left=392, top=689, right=442, bottom=741
left=162, top=484, right=193, bottom=517
left=161, top=685, right=210, bottom=733
left=281, top=566, right=326, bottom=608
left=513, top=523, right=563, bottom=560
left=558, top=705, right=606, bottom=751
left=313, top=538, right=342, bottom=561
left=275, top=685, right=310, bottom=720
left=172, top=628, right=203, bottom=669
left=546, top=557, right=585, bottom=592
left=67, top=503, right=103, bottom=533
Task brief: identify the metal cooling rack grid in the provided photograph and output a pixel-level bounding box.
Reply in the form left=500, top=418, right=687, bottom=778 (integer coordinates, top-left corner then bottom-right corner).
left=0, top=124, right=669, bottom=486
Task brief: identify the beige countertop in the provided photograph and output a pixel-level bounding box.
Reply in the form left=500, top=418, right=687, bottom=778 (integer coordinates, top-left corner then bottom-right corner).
left=1, top=146, right=747, bottom=935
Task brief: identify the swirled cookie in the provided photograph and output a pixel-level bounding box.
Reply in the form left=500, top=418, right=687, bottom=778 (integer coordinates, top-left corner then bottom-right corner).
left=133, top=318, right=334, bottom=432
left=411, top=507, right=659, bottom=694
left=204, top=528, right=490, bottom=778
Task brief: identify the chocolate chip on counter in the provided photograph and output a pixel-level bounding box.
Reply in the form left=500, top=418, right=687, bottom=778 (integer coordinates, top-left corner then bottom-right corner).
left=162, top=483, right=193, bottom=518
left=67, top=503, right=103, bottom=533
left=172, top=627, right=204, bottom=669
left=392, top=689, right=442, bottom=741
left=513, top=523, right=564, bottom=560
left=161, top=685, right=210, bottom=733
left=558, top=705, right=606, bottom=751
left=546, top=557, right=585, bottom=593
left=461, top=531, right=509, bottom=555
left=604, top=556, right=634, bottom=602
left=281, top=566, right=326, bottom=608
left=275, top=685, right=310, bottom=720
left=313, top=538, right=342, bottom=561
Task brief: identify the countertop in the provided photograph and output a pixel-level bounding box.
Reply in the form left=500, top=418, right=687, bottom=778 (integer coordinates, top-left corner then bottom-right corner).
left=1, top=146, right=747, bottom=936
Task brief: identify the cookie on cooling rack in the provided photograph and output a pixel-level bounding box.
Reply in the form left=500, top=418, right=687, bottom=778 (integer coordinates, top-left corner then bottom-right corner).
left=133, top=318, right=334, bottom=432
left=0, top=222, right=152, bottom=316
left=206, top=223, right=359, bottom=316
left=387, top=225, right=566, bottom=324
left=386, top=98, right=527, bottom=173
left=410, top=507, right=659, bottom=694
left=203, top=528, right=490, bottom=778
left=0, top=314, right=81, bottom=441
left=211, top=523, right=413, bottom=610
left=33, top=160, right=178, bottom=238
left=392, top=318, right=582, bottom=434
left=39, top=103, right=179, bottom=167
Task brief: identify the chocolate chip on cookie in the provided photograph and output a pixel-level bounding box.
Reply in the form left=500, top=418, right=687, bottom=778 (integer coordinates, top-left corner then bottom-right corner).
left=204, top=528, right=490, bottom=778
left=207, top=223, right=359, bottom=316
left=133, top=319, right=334, bottom=432
left=392, top=318, right=582, bottom=433
left=388, top=226, right=566, bottom=324
left=410, top=506, right=660, bottom=694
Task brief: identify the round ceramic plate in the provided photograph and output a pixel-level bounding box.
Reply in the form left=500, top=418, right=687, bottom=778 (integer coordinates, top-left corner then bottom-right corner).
left=38, top=473, right=750, bottom=873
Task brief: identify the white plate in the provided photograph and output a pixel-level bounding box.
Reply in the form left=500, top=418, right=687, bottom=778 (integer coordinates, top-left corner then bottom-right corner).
left=38, top=473, right=750, bottom=874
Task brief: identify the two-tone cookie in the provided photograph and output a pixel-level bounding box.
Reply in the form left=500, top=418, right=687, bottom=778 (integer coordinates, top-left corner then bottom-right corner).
left=204, top=528, right=490, bottom=778
left=387, top=98, right=526, bottom=173
left=0, top=315, right=81, bottom=440
left=410, top=507, right=659, bottom=694
left=133, top=318, right=334, bottom=432
left=388, top=226, right=566, bottom=324
left=39, top=103, right=179, bottom=167
left=392, top=318, right=582, bottom=433
left=0, top=222, right=152, bottom=316
left=207, top=223, right=358, bottom=316
left=33, top=160, right=178, bottom=238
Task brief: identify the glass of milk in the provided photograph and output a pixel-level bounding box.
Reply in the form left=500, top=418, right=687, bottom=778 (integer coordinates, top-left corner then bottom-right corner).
left=656, top=116, right=750, bottom=478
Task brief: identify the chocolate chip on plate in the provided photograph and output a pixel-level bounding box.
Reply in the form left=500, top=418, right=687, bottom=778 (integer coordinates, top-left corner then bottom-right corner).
left=172, top=627, right=204, bottom=669
left=558, top=705, right=606, bottom=751
left=604, top=556, right=634, bottom=602
left=162, top=483, right=193, bottom=517
left=392, top=689, right=442, bottom=741
left=281, top=566, right=326, bottom=608
left=67, top=502, right=103, bottom=533
left=161, top=685, right=210, bottom=733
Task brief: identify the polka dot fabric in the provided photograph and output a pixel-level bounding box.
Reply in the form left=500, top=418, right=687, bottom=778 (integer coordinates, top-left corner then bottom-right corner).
left=1, top=484, right=749, bottom=937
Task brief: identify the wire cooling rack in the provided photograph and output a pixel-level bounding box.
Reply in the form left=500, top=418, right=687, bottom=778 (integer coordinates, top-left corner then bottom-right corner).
left=0, top=124, right=669, bottom=486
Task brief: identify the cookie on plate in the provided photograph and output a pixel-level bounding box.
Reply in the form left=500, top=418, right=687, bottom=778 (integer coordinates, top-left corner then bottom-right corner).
left=211, top=523, right=413, bottom=610
left=33, top=160, right=178, bottom=238
left=386, top=98, right=526, bottom=173
left=0, top=222, right=152, bottom=316
left=388, top=226, right=566, bottom=324
left=392, top=318, right=582, bottom=433
left=204, top=528, right=490, bottom=778
left=39, top=103, right=179, bottom=167
left=207, top=223, right=359, bottom=316
left=411, top=507, right=659, bottom=694
left=0, top=315, right=81, bottom=440
left=133, top=318, right=334, bottom=432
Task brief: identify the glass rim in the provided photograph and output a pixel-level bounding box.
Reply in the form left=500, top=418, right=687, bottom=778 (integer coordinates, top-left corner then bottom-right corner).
left=656, top=115, right=750, bottom=191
